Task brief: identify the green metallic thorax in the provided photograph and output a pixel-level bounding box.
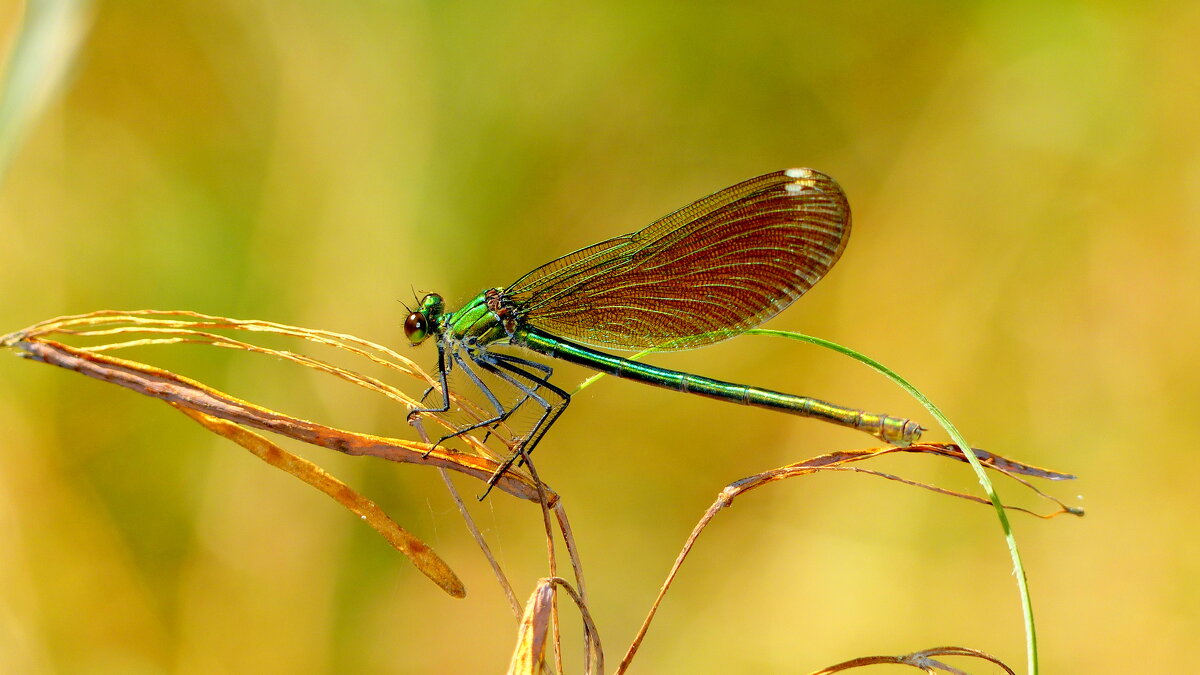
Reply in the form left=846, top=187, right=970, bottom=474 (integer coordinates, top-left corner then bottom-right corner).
left=443, top=289, right=511, bottom=345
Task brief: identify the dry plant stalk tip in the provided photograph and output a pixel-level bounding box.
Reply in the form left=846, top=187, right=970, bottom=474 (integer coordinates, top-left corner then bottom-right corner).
left=1, top=310, right=563, bottom=599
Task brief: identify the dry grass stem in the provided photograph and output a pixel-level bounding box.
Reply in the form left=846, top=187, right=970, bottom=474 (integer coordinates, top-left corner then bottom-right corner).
left=808, top=646, right=1016, bottom=674
left=615, top=443, right=1078, bottom=673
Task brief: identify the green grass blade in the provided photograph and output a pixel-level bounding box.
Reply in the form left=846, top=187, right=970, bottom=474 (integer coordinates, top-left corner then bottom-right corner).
left=0, top=0, right=93, bottom=181
left=572, top=346, right=657, bottom=394
left=564, top=328, right=1040, bottom=673
left=747, top=328, right=1038, bottom=675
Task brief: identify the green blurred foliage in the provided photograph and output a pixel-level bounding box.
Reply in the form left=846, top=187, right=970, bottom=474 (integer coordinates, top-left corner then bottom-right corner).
left=1, top=1, right=1197, bottom=672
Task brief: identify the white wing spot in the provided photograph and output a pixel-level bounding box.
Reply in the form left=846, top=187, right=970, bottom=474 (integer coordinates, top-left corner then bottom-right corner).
left=784, top=168, right=810, bottom=179
left=784, top=183, right=805, bottom=194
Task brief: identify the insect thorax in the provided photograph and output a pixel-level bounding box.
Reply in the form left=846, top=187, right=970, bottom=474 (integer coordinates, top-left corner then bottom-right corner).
left=445, top=288, right=517, bottom=347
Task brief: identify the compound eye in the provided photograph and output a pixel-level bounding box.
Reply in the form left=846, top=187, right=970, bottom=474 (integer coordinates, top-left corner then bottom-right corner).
left=404, top=312, right=429, bottom=343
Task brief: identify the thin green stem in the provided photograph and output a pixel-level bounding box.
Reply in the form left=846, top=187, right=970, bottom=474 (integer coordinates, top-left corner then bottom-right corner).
left=747, top=328, right=1037, bottom=675
left=567, top=329, right=1039, bottom=673
left=571, top=347, right=657, bottom=395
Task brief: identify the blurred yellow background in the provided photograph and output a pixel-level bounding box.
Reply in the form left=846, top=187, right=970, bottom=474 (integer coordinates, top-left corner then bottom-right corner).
left=1, top=1, right=1197, bottom=673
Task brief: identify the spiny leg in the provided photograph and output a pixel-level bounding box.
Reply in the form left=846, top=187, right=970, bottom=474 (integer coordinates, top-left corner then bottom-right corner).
left=487, top=352, right=554, bottom=377
left=423, top=348, right=518, bottom=451
left=405, top=342, right=568, bottom=496
left=471, top=352, right=554, bottom=444
left=405, top=338, right=517, bottom=456
left=488, top=353, right=570, bottom=458
left=407, top=341, right=453, bottom=420
left=475, top=353, right=571, bottom=493
left=468, top=366, right=555, bottom=496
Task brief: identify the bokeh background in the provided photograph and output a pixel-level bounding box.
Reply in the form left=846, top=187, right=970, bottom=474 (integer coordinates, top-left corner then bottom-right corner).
left=1, top=1, right=1196, bottom=673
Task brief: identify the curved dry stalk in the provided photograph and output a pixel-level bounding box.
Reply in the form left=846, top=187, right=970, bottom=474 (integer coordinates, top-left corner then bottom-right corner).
left=520, top=456, right=567, bottom=674
left=808, top=645, right=1015, bottom=674
left=413, top=418, right=522, bottom=617
left=553, top=505, right=588, bottom=604
left=615, top=443, right=1078, bottom=674
left=437, top=467, right=522, bottom=614
left=726, top=444, right=1082, bottom=518
left=515, top=456, right=592, bottom=673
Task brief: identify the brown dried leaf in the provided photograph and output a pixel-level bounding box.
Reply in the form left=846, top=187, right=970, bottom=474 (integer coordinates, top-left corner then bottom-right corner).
left=4, top=327, right=550, bottom=502
left=176, top=404, right=466, bottom=598
left=507, top=578, right=602, bottom=675
left=507, top=579, right=556, bottom=675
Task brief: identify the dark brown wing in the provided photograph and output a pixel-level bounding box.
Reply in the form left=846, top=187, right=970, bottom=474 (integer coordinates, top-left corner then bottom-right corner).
left=505, top=168, right=851, bottom=351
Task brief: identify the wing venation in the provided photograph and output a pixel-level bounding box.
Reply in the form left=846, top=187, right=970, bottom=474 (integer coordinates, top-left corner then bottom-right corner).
left=506, top=169, right=851, bottom=351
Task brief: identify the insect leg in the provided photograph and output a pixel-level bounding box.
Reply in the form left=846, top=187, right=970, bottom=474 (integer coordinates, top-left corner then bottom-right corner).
left=407, top=340, right=453, bottom=420
left=471, top=352, right=554, bottom=444
left=473, top=353, right=571, bottom=494
left=421, top=348, right=519, bottom=452
left=487, top=353, right=570, bottom=457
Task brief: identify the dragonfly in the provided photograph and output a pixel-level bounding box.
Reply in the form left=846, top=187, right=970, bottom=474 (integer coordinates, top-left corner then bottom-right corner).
left=405, top=168, right=923, bottom=489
